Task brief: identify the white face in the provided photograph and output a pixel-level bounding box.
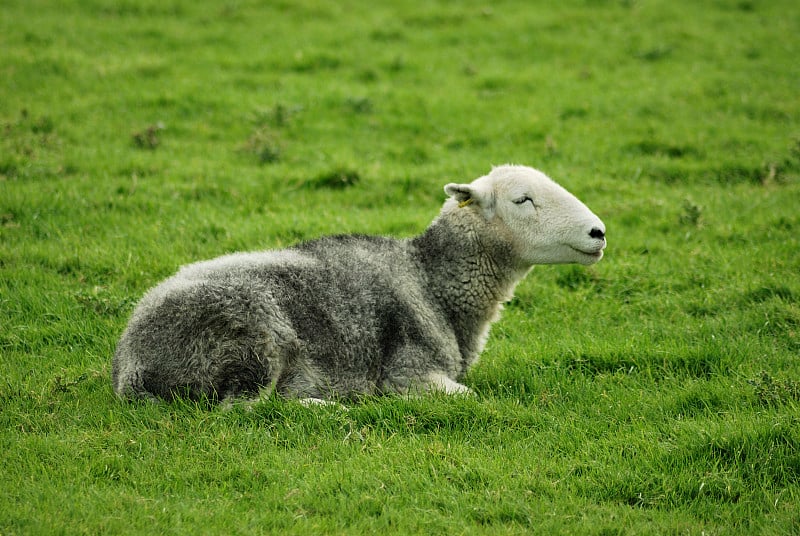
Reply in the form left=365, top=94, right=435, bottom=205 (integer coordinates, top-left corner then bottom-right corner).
left=445, top=165, right=606, bottom=266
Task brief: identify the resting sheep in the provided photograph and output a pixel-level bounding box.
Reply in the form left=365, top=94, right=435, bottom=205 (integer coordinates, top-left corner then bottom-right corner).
left=112, top=165, right=606, bottom=402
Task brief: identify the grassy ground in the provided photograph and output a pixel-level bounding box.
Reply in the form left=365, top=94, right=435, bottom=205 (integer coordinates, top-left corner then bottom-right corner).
left=2, top=0, right=799, bottom=533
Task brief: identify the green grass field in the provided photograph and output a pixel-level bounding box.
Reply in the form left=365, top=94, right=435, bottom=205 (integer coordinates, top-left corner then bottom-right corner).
left=2, top=0, right=799, bottom=533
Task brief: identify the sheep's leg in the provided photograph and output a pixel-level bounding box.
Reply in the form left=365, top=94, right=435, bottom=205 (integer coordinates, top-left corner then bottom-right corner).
left=424, top=372, right=473, bottom=395
left=221, top=391, right=347, bottom=411
left=298, top=397, right=348, bottom=409
left=382, top=340, right=473, bottom=396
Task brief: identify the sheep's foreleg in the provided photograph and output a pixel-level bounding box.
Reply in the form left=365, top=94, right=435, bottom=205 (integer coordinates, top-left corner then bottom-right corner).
left=422, top=372, right=473, bottom=395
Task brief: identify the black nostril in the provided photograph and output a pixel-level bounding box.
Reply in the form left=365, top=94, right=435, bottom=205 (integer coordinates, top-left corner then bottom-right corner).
left=589, top=227, right=605, bottom=240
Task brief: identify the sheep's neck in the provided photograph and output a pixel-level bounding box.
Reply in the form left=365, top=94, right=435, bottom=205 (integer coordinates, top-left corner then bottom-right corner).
left=411, top=215, right=527, bottom=369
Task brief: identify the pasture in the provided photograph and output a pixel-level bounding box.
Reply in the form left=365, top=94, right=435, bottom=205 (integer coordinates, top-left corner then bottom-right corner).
left=1, top=0, right=799, bottom=533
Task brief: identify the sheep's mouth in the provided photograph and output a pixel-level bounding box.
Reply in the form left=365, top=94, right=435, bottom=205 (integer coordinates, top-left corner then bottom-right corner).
left=570, top=245, right=604, bottom=258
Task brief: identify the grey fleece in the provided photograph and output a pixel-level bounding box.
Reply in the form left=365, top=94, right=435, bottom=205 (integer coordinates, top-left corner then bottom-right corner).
left=112, top=209, right=522, bottom=401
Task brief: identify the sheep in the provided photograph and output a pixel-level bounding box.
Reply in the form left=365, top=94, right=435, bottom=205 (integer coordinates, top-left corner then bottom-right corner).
left=112, top=165, right=606, bottom=403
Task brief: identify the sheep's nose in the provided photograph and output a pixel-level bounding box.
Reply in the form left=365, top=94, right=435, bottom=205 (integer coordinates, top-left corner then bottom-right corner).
left=589, top=227, right=605, bottom=240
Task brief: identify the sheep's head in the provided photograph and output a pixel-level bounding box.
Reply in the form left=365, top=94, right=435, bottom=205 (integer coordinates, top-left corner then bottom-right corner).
left=444, top=165, right=606, bottom=266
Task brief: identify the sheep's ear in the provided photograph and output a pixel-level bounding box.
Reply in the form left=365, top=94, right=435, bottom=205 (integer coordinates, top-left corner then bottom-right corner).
left=444, top=183, right=473, bottom=203
left=444, top=183, right=494, bottom=212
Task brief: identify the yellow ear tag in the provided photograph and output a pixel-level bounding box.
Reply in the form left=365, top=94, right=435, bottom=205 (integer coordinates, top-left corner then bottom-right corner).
left=458, top=198, right=474, bottom=208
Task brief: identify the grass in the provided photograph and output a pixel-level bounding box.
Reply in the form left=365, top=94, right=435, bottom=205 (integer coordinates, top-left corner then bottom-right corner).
left=1, top=0, right=799, bottom=533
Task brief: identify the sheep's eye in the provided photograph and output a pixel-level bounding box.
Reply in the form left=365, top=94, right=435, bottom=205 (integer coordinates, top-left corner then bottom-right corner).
left=513, top=196, right=534, bottom=206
